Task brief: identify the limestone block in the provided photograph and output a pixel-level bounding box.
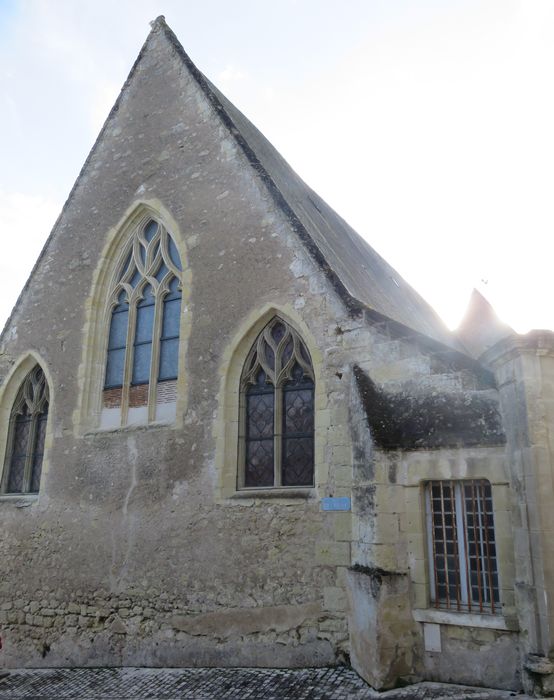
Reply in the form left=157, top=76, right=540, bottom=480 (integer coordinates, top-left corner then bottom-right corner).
left=345, top=567, right=416, bottom=690
left=331, top=512, right=353, bottom=542
left=323, top=587, right=348, bottom=612
left=171, top=602, right=322, bottom=639
left=315, top=541, right=351, bottom=567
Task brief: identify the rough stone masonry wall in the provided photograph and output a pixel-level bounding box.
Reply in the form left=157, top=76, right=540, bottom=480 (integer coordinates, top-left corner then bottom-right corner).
left=0, top=499, right=349, bottom=667
left=0, top=24, right=359, bottom=668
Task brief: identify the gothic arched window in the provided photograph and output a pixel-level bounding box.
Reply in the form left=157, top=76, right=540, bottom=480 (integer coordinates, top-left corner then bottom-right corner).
left=239, top=317, right=315, bottom=489
left=102, top=218, right=182, bottom=427
left=1, top=366, right=49, bottom=495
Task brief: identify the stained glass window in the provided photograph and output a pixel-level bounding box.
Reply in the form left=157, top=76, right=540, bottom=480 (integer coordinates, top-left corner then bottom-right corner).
left=1, top=366, right=49, bottom=495
left=103, top=218, right=183, bottom=425
left=240, top=317, right=314, bottom=489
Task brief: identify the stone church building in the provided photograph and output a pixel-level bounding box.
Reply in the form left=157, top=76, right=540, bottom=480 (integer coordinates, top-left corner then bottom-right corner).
left=2, top=16, right=554, bottom=696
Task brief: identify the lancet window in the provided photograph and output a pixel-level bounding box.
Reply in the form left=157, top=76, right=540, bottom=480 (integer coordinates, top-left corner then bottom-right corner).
left=102, top=218, right=182, bottom=427
left=239, top=317, right=315, bottom=489
left=1, top=365, right=49, bottom=495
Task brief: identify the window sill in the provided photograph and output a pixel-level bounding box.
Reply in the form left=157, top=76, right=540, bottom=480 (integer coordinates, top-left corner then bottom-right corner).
left=231, top=487, right=316, bottom=501
left=0, top=494, right=38, bottom=507
left=85, top=419, right=174, bottom=437
left=413, top=608, right=518, bottom=631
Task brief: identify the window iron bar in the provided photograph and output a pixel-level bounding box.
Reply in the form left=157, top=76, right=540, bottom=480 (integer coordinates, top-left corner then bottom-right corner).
left=427, top=480, right=499, bottom=614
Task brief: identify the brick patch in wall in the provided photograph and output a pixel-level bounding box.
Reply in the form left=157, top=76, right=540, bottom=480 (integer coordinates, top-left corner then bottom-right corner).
left=103, top=387, right=122, bottom=408
left=157, top=379, right=177, bottom=404
left=129, top=384, right=149, bottom=407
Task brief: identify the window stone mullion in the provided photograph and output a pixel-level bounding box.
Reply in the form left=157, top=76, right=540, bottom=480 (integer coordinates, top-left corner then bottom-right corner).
left=274, top=384, right=283, bottom=487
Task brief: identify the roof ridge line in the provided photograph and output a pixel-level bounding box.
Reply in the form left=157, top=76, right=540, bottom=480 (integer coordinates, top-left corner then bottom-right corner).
left=157, top=23, right=462, bottom=354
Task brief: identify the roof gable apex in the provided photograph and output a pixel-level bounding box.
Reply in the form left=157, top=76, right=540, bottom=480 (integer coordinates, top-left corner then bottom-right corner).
left=3, top=16, right=461, bottom=354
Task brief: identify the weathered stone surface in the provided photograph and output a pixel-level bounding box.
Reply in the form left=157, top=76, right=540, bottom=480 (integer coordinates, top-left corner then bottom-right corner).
left=170, top=602, right=322, bottom=638
left=345, top=567, right=415, bottom=690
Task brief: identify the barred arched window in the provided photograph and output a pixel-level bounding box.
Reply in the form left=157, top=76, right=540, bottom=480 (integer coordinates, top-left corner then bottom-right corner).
left=102, top=218, right=182, bottom=427
left=1, top=366, right=49, bottom=495
left=239, top=317, right=315, bottom=489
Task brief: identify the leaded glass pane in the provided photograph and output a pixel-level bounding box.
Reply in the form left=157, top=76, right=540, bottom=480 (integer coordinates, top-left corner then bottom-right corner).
left=284, top=387, right=314, bottom=435
left=144, top=220, right=158, bottom=241
left=168, top=236, right=182, bottom=270
left=132, top=343, right=152, bottom=385
left=107, top=305, right=128, bottom=350
left=7, top=413, right=31, bottom=493
left=159, top=338, right=179, bottom=381
left=130, top=268, right=142, bottom=287
left=135, top=289, right=155, bottom=345
left=254, top=369, right=268, bottom=387
left=271, top=321, right=286, bottom=344
left=30, top=411, right=48, bottom=493
left=155, top=262, right=169, bottom=282
left=162, top=297, right=181, bottom=338
left=245, top=439, right=274, bottom=487
left=281, top=370, right=314, bottom=486
left=245, top=380, right=275, bottom=487
left=105, top=348, right=125, bottom=388
left=246, top=392, right=274, bottom=439
left=282, top=437, right=314, bottom=486
left=282, top=339, right=293, bottom=364
left=7, top=455, right=25, bottom=493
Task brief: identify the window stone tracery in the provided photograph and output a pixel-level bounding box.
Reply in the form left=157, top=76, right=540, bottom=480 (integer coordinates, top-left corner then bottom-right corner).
left=102, top=218, right=182, bottom=428
left=1, top=365, right=49, bottom=495
left=239, top=317, right=315, bottom=489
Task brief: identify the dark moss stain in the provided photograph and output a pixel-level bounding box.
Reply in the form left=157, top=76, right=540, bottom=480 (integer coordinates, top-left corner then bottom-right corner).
left=353, top=365, right=505, bottom=450
left=352, top=484, right=376, bottom=518
left=349, top=564, right=406, bottom=597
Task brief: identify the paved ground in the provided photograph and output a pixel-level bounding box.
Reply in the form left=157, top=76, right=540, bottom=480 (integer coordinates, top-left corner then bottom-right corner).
left=0, top=667, right=527, bottom=700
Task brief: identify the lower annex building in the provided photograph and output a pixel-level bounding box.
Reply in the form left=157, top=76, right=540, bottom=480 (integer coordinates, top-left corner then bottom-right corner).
left=1, top=16, right=554, bottom=697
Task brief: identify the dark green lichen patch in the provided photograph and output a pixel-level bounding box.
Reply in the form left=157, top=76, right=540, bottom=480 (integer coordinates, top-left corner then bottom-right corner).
left=353, top=365, right=505, bottom=450
left=349, top=564, right=402, bottom=578
left=349, top=564, right=406, bottom=597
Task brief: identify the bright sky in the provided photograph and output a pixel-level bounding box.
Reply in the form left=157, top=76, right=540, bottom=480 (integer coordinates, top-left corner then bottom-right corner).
left=1, top=0, right=553, bottom=335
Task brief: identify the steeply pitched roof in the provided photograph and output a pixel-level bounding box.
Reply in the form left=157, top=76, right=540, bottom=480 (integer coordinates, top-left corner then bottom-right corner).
left=154, top=17, right=461, bottom=350
left=1, top=17, right=461, bottom=351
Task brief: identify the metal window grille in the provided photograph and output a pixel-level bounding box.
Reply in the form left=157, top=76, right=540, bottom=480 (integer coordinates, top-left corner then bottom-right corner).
left=425, top=479, right=500, bottom=613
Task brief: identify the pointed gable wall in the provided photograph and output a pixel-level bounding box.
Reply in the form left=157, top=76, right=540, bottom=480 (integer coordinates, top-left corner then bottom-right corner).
left=0, top=18, right=348, bottom=427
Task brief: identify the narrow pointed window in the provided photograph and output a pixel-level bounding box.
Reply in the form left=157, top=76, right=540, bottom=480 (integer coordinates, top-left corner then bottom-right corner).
left=1, top=366, right=49, bottom=495
left=239, top=317, right=314, bottom=489
left=101, top=218, right=182, bottom=428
